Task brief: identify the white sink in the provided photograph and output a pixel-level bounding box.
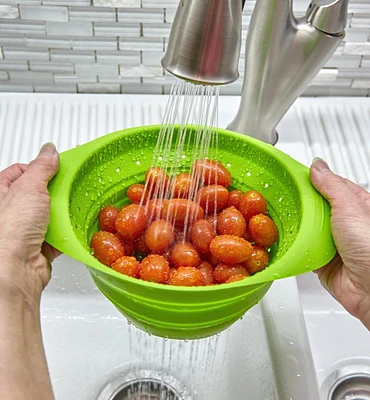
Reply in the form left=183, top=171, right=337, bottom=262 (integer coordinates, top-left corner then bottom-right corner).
left=0, top=93, right=369, bottom=399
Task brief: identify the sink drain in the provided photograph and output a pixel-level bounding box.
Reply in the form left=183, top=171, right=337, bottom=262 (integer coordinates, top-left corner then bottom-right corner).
left=96, top=370, right=191, bottom=400
left=321, top=364, right=370, bottom=400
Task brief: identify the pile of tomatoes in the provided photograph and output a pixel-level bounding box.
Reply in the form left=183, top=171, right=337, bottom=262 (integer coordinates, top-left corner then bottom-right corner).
left=90, top=159, right=278, bottom=286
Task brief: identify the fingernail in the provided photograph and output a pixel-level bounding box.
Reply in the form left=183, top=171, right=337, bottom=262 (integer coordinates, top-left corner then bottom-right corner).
left=40, top=142, right=56, bottom=155
left=312, top=157, right=329, bottom=172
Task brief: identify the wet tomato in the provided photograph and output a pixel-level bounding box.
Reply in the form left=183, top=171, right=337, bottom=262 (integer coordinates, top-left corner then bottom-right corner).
left=206, top=214, right=218, bottom=233
left=139, top=254, right=170, bottom=284
left=170, top=242, right=201, bottom=268
left=171, top=172, right=193, bottom=198
left=209, top=235, right=253, bottom=264
left=189, top=219, right=216, bottom=254
left=225, top=190, right=243, bottom=209
left=146, top=198, right=165, bottom=222
left=115, top=204, right=148, bottom=241
left=243, top=244, right=270, bottom=274
left=98, top=206, right=119, bottom=233
left=133, top=233, right=151, bottom=254
left=192, top=159, right=232, bottom=188
left=203, top=251, right=221, bottom=267
left=217, top=206, right=247, bottom=237
left=127, top=183, right=149, bottom=204
left=197, top=261, right=216, bottom=285
left=90, top=231, right=125, bottom=266
left=145, top=167, right=169, bottom=197
left=111, top=256, right=140, bottom=278
left=145, top=219, right=175, bottom=254
left=194, top=185, right=229, bottom=213
left=168, top=267, right=206, bottom=286
left=239, top=190, right=267, bottom=222
left=115, top=233, right=135, bottom=256
left=225, top=274, right=248, bottom=283
left=162, top=198, right=204, bottom=227
left=214, top=263, right=249, bottom=284
left=249, top=214, right=278, bottom=247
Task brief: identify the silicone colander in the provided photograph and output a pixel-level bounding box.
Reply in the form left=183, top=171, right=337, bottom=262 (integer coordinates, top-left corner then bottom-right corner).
left=46, top=125, right=336, bottom=340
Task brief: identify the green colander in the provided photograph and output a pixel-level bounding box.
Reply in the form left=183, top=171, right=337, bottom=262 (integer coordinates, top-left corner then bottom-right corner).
left=45, top=125, right=336, bottom=340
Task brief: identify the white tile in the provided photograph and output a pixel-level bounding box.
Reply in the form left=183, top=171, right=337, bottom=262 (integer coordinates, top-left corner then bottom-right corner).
left=0, top=71, right=8, bottom=80
left=328, top=86, right=368, bottom=96
left=9, top=70, right=54, bottom=82
left=69, top=6, right=116, bottom=22
left=142, top=51, right=165, bottom=65
left=94, top=22, right=140, bottom=37
left=0, top=5, right=19, bottom=19
left=120, top=64, right=163, bottom=77
left=123, top=82, right=163, bottom=94
left=78, top=83, right=121, bottom=93
left=344, top=42, right=370, bottom=56
left=0, top=0, right=40, bottom=3
left=46, top=21, right=93, bottom=36
left=119, top=37, right=163, bottom=51
left=50, top=49, right=95, bottom=63
left=25, top=35, right=72, bottom=49
left=344, top=27, right=370, bottom=42
left=29, top=61, right=74, bottom=73
left=325, top=54, right=361, bottom=69
left=165, top=8, right=176, bottom=23
left=72, top=36, right=117, bottom=50
left=0, top=83, right=34, bottom=92
left=43, top=1, right=90, bottom=5
left=93, top=0, right=140, bottom=7
left=20, top=5, right=68, bottom=21
left=361, top=57, right=370, bottom=68
left=97, top=50, right=140, bottom=64
left=0, top=47, right=3, bottom=59
left=350, top=14, right=370, bottom=29
left=143, top=23, right=171, bottom=38
left=0, top=20, right=45, bottom=34
left=34, top=83, right=77, bottom=92
left=338, top=68, right=370, bottom=79
left=0, top=34, right=26, bottom=46
left=75, top=63, right=118, bottom=77
left=118, top=8, right=164, bottom=23
left=54, top=74, right=97, bottom=83
left=98, top=75, right=140, bottom=83
left=142, top=0, right=178, bottom=8
left=3, top=47, right=49, bottom=60
left=311, top=68, right=338, bottom=82
left=0, top=60, right=29, bottom=71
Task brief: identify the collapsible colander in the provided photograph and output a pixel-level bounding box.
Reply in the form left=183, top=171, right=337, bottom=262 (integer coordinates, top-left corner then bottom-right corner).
left=46, top=125, right=336, bottom=340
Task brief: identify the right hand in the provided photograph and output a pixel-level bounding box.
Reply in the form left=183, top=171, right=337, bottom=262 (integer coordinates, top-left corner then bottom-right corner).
left=310, top=158, right=370, bottom=330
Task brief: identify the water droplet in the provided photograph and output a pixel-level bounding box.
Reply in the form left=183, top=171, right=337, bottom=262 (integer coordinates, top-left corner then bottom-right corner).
left=136, top=161, right=141, bottom=165
left=116, top=167, right=121, bottom=173
left=247, top=171, right=251, bottom=176
left=62, top=237, right=69, bottom=242
left=264, top=183, right=269, bottom=188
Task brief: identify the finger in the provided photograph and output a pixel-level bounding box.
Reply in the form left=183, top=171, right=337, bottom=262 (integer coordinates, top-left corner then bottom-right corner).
left=18, top=143, right=59, bottom=190
left=0, top=163, right=27, bottom=193
left=41, top=242, right=62, bottom=264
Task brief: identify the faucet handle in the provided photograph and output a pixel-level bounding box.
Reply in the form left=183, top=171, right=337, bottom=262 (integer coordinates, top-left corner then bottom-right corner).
left=306, top=0, right=349, bottom=35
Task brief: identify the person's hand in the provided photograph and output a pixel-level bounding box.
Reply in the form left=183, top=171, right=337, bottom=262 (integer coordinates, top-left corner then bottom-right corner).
left=0, top=143, right=59, bottom=305
left=310, top=158, right=370, bottom=330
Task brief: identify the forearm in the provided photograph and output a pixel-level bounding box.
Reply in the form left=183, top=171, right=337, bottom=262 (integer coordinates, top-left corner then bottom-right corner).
left=0, top=285, right=54, bottom=400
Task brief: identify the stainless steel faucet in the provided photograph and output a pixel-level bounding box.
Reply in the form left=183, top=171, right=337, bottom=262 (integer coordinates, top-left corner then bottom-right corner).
left=162, top=0, right=349, bottom=144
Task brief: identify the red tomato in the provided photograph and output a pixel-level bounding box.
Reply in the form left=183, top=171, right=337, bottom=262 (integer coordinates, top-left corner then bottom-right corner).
left=168, top=267, right=177, bottom=282
left=189, top=219, right=216, bottom=254
left=115, top=233, right=135, bottom=256
left=225, top=190, right=243, bottom=209
left=145, top=167, right=169, bottom=197
left=194, top=185, right=229, bottom=213
left=202, top=252, right=221, bottom=266
left=197, top=261, right=216, bottom=285
left=206, top=215, right=218, bottom=233
left=140, top=254, right=170, bottom=283
left=98, top=206, right=119, bottom=233
left=162, top=198, right=204, bottom=227
left=145, top=219, right=175, bottom=254
left=111, top=256, right=140, bottom=278
left=248, top=214, right=278, bottom=247
left=225, top=274, right=248, bottom=283
left=133, top=233, right=151, bottom=254
left=243, top=244, right=270, bottom=274
left=209, top=235, right=253, bottom=264
left=217, top=206, right=247, bottom=237
left=171, top=172, right=193, bottom=198
left=192, top=159, right=232, bottom=188
left=90, top=231, right=125, bottom=266
left=168, top=267, right=206, bottom=286
left=146, top=198, right=165, bottom=222
left=115, top=204, right=148, bottom=241
left=214, top=263, right=249, bottom=283
left=127, top=183, right=149, bottom=205
left=239, top=190, right=267, bottom=222
left=170, top=242, right=201, bottom=268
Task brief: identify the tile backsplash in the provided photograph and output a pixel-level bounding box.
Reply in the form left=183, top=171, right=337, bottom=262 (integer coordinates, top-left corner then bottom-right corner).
left=0, top=0, right=369, bottom=96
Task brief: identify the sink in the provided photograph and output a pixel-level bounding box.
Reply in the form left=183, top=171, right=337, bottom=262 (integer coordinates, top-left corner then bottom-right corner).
left=0, top=93, right=369, bottom=399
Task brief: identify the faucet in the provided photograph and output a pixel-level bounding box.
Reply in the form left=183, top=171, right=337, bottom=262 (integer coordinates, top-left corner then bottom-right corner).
left=161, top=0, right=349, bottom=144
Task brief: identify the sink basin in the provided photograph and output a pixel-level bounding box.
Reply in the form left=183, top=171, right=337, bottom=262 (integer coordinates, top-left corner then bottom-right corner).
left=0, top=93, right=368, bottom=399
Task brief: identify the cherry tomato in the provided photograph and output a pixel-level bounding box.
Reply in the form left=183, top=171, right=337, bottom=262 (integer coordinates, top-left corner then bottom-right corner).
left=225, top=274, right=248, bottom=283
left=112, top=256, right=140, bottom=278
left=214, top=263, right=249, bottom=283
left=170, top=242, right=201, bottom=268
left=171, top=172, right=193, bottom=198
left=197, top=261, right=216, bottom=285
left=133, top=233, right=151, bottom=254
left=209, top=235, right=253, bottom=264
left=194, top=185, right=229, bottom=213
left=243, top=244, right=270, bottom=274
left=192, top=159, right=232, bottom=188
left=217, top=206, right=247, bottom=237
left=146, top=198, right=165, bottom=222
left=140, top=254, right=170, bottom=283
left=168, top=267, right=206, bottom=286
left=189, top=219, right=216, bottom=253
left=162, top=198, right=204, bottom=227
left=127, top=183, right=149, bottom=204
left=239, top=190, right=267, bottom=222
left=145, top=219, right=175, bottom=254
left=203, top=252, right=221, bottom=266
left=115, top=233, right=135, bottom=256
left=115, top=204, right=148, bottom=241
left=90, top=231, right=125, bottom=266
left=98, top=206, right=119, bottom=233
left=168, top=267, right=177, bottom=282
left=206, top=214, right=218, bottom=233
left=225, top=190, right=243, bottom=209
left=248, top=214, right=278, bottom=247
left=145, top=167, right=169, bottom=197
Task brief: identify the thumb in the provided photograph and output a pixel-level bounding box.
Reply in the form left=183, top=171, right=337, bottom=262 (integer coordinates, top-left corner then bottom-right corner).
left=309, top=158, right=348, bottom=206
